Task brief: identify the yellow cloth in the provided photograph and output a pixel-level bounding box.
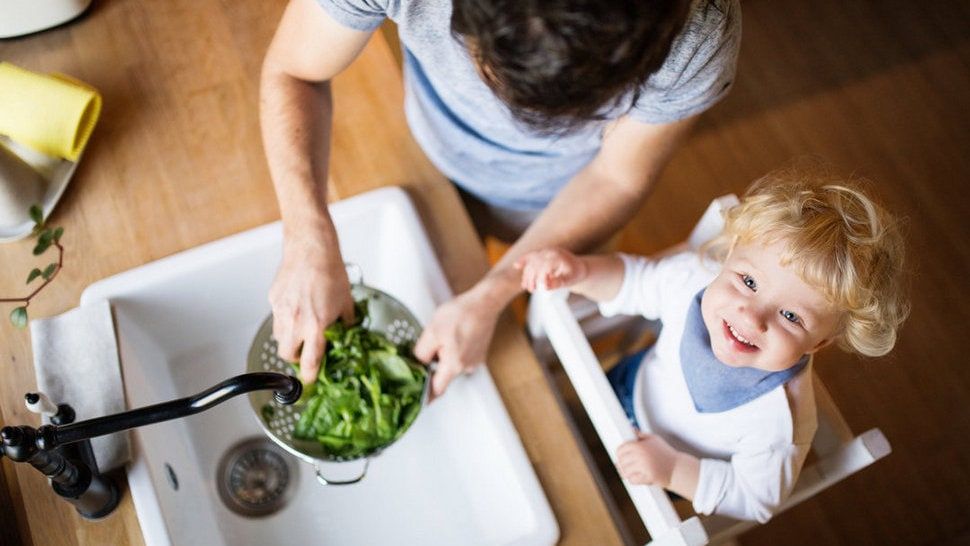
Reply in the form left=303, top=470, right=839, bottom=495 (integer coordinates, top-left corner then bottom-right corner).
left=0, top=62, right=101, bottom=161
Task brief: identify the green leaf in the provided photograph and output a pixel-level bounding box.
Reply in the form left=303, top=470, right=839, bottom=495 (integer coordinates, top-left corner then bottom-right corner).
left=28, top=205, right=43, bottom=226
left=10, top=307, right=28, bottom=329
left=296, top=380, right=317, bottom=404
left=32, top=240, right=50, bottom=255
left=32, top=233, right=52, bottom=256
left=52, top=226, right=64, bottom=242
left=26, top=268, right=42, bottom=284
left=370, top=350, right=415, bottom=383
left=294, top=300, right=428, bottom=457
left=399, top=400, right=422, bottom=431
left=41, top=263, right=57, bottom=280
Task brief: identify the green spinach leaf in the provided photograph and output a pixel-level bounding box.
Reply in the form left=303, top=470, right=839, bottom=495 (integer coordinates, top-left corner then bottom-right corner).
left=289, top=298, right=428, bottom=458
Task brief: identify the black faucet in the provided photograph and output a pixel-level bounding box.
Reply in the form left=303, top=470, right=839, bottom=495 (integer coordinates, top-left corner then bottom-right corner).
left=0, top=372, right=301, bottom=519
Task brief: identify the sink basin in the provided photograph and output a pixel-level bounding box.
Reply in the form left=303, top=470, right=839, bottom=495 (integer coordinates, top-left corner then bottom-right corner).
left=80, top=187, right=558, bottom=546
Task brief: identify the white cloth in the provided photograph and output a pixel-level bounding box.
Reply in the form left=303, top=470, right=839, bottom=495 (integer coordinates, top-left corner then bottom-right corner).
left=30, top=299, right=130, bottom=471
left=598, top=252, right=817, bottom=523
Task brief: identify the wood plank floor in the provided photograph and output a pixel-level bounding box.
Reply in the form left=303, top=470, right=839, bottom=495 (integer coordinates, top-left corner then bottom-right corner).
left=611, top=1, right=970, bottom=544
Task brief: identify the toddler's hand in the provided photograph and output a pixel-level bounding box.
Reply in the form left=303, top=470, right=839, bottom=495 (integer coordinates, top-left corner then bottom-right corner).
left=616, top=431, right=679, bottom=487
left=514, top=248, right=587, bottom=293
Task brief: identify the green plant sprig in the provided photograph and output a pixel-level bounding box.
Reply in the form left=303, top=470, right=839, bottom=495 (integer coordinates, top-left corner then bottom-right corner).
left=1, top=205, right=65, bottom=328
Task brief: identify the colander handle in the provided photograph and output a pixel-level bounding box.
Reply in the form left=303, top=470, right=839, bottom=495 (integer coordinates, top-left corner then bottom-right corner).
left=314, top=458, right=369, bottom=485
left=344, top=262, right=363, bottom=285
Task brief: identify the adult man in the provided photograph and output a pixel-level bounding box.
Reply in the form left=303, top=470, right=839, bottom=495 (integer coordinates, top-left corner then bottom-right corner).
left=260, top=0, right=740, bottom=396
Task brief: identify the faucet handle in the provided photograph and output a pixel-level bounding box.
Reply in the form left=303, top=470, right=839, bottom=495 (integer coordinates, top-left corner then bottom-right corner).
left=25, top=392, right=58, bottom=417
left=24, top=392, right=76, bottom=425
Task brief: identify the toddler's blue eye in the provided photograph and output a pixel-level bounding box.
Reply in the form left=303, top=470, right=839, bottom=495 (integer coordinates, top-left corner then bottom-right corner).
left=781, top=309, right=800, bottom=323
left=741, top=274, right=757, bottom=291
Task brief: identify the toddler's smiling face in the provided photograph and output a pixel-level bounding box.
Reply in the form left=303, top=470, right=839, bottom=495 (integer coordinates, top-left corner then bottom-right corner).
left=701, top=238, right=841, bottom=371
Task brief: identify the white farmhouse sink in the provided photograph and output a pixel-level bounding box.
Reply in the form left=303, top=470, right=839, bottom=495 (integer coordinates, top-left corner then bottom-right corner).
left=80, top=187, right=558, bottom=546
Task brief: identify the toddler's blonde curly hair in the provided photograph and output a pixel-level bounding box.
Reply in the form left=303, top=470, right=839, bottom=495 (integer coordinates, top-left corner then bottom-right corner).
left=703, top=170, right=909, bottom=357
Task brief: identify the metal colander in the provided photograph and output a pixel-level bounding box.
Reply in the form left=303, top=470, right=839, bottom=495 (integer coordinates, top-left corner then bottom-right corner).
left=247, top=279, right=432, bottom=485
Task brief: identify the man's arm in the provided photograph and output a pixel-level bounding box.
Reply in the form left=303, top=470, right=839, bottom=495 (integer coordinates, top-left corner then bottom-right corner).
left=490, top=115, right=697, bottom=300
left=415, top=114, right=697, bottom=395
left=260, top=0, right=374, bottom=383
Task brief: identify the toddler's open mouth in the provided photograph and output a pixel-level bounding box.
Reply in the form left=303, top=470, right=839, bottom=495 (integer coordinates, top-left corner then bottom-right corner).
left=723, top=320, right=759, bottom=353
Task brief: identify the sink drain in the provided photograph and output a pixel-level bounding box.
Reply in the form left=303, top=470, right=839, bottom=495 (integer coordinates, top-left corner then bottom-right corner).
left=216, top=437, right=298, bottom=517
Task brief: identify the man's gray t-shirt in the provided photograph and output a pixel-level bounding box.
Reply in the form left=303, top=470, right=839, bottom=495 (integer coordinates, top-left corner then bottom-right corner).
left=317, top=0, right=741, bottom=210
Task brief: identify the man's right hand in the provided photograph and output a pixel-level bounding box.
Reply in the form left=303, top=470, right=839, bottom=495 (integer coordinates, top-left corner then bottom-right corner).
left=260, top=0, right=375, bottom=385
left=269, top=233, right=355, bottom=385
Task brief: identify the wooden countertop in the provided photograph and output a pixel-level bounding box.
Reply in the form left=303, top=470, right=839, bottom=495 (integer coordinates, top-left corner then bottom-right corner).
left=0, top=1, right=623, bottom=545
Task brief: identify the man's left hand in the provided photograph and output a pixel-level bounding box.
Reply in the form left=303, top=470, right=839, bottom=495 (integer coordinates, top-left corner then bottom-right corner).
left=413, top=285, right=502, bottom=400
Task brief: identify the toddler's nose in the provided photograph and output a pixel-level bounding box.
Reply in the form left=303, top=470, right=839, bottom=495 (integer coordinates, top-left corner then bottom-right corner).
left=738, top=305, right=768, bottom=334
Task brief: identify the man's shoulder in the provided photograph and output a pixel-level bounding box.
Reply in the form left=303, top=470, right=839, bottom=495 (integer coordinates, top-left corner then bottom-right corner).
left=689, top=0, right=741, bottom=34
left=668, top=0, right=741, bottom=66
left=702, top=0, right=740, bottom=20
left=630, top=0, right=741, bottom=123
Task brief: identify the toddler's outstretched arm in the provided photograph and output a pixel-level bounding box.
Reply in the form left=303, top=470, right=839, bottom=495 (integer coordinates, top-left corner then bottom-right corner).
left=514, top=248, right=626, bottom=302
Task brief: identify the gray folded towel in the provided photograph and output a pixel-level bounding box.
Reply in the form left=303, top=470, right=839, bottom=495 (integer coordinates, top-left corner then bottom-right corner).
left=30, top=299, right=130, bottom=471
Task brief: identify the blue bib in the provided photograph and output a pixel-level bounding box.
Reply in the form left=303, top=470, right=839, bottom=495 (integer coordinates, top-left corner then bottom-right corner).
left=680, top=289, right=808, bottom=413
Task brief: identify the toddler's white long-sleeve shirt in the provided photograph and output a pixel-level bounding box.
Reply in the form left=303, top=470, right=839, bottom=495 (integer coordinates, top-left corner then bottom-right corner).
left=598, top=252, right=817, bottom=523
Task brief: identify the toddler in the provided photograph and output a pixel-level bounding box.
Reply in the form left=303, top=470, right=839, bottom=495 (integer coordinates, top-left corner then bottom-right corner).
left=516, top=172, right=908, bottom=522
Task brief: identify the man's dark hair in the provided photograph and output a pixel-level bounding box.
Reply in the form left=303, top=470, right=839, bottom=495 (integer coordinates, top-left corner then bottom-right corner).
left=451, top=0, right=692, bottom=133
